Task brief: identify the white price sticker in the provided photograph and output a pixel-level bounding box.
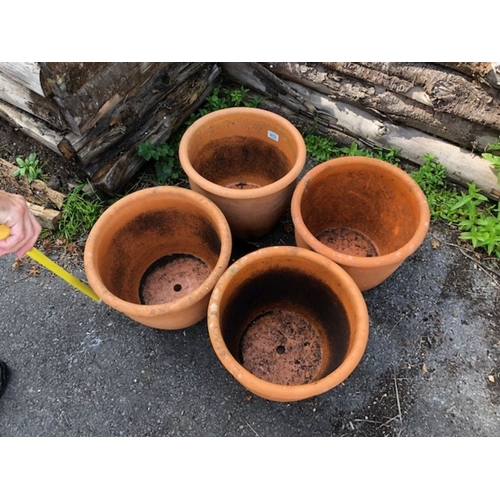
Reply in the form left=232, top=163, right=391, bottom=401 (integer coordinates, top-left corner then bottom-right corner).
left=267, top=130, right=279, bottom=142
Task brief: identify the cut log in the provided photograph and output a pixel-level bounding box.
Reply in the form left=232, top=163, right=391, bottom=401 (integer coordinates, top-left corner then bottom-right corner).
left=89, top=62, right=221, bottom=194
left=0, top=70, right=68, bottom=131
left=220, top=62, right=500, bottom=200
left=27, top=202, right=61, bottom=230
left=254, top=62, right=500, bottom=150
left=0, top=100, right=65, bottom=154
left=65, top=63, right=213, bottom=167
left=355, top=62, right=500, bottom=129
left=30, top=179, right=66, bottom=210
left=38, top=62, right=173, bottom=136
left=0, top=62, right=46, bottom=96
left=2, top=62, right=500, bottom=200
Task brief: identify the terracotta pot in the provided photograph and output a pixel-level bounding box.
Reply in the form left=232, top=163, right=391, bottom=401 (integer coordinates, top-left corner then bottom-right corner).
left=207, top=246, right=369, bottom=402
left=291, top=157, right=431, bottom=291
left=178, top=107, right=306, bottom=240
left=84, top=186, right=232, bottom=330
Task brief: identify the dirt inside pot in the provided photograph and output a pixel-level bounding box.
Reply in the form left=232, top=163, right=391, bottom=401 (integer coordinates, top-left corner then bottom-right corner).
left=139, top=253, right=211, bottom=305
left=317, top=227, right=380, bottom=257
left=241, top=309, right=324, bottom=385
left=100, top=208, right=222, bottom=305
left=193, top=136, right=290, bottom=189
left=221, top=267, right=350, bottom=385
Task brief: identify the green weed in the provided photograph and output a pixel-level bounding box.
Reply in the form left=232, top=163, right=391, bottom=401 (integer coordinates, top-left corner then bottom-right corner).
left=0, top=144, right=12, bottom=158
left=304, top=134, right=338, bottom=162
left=304, top=133, right=401, bottom=166
left=138, top=141, right=180, bottom=185
left=13, top=152, right=44, bottom=183
left=185, top=86, right=261, bottom=126
left=411, top=154, right=500, bottom=258
left=58, top=183, right=105, bottom=242
left=372, top=146, right=401, bottom=166
left=482, top=138, right=500, bottom=183
left=409, top=154, right=462, bottom=222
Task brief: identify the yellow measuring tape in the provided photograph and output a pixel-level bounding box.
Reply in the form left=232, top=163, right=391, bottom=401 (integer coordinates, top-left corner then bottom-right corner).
left=0, top=223, right=100, bottom=302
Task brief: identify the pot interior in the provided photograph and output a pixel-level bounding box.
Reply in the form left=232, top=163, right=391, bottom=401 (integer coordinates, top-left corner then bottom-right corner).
left=220, top=267, right=350, bottom=385
left=300, top=165, right=422, bottom=256
left=98, top=208, right=221, bottom=305
left=191, top=136, right=291, bottom=189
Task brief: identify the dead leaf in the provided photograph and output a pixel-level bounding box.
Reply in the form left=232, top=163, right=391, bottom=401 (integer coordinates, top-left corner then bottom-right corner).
left=28, top=266, right=40, bottom=276
left=431, top=239, right=440, bottom=249
left=11, top=257, right=23, bottom=271
left=66, top=242, right=78, bottom=254
left=422, top=363, right=428, bottom=372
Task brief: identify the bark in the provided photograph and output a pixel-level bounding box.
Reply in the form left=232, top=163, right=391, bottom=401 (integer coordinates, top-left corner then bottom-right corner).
left=38, top=62, right=165, bottom=136
left=0, top=99, right=66, bottom=154
left=89, top=62, right=221, bottom=194
left=261, top=62, right=500, bottom=150
left=439, top=62, right=500, bottom=89
left=0, top=70, right=68, bottom=131
left=65, top=63, right=211, bottom=167
left=0, top=62, right=46, bottom=95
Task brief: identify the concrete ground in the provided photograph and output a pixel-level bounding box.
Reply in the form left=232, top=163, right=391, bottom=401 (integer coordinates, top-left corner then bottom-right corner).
left=0, top=209, right=499, bottom=437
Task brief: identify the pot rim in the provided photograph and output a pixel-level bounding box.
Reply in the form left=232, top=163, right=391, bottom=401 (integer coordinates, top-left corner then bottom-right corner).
left=84, top=186, right=232, bottom=316
left=291, top=157, right=431, bottom=269
left=178, top=107, right=307, bottom=200
left=207, top=245, right=370, bottom=401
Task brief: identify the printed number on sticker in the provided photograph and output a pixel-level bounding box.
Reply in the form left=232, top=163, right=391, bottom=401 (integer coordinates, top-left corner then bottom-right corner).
left=267, top=130, right=279, bottom=142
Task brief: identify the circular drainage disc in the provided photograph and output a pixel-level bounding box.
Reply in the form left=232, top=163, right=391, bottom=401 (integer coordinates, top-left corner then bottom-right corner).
left=139, top=253, right=210, bottom=305
left=241, top=310, right=324, bottom=385
left=317, top=227, right=379, bottom=257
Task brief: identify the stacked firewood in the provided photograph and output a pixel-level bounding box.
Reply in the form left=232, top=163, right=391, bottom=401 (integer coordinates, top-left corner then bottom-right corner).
left=0, top=62, right=220, bottom=194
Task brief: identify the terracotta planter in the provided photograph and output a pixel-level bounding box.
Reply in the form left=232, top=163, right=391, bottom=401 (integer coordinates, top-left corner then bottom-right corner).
left=291, top=157, right=431, bottom=291
left=207, top=246, right=369, bottom=402
left=84, top=186, right=232, bottom=330
left=178, top=107, right=306, bottom=240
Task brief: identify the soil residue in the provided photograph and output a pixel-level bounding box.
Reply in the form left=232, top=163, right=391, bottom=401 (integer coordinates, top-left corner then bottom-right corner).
left=139, top=253, right=210, bottom=305
left=317, top=227, right=379, bottom=257
left=193, top=136, right=290, bottom=188
left=241, top=309, right=324, bottom=385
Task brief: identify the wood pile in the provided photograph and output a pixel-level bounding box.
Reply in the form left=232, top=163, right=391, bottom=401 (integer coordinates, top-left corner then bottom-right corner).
left=220, top=62, right=500, bottom=200
left=0, top=62, right=220, bottom=194
left=1, top=62, right=500, bottom=200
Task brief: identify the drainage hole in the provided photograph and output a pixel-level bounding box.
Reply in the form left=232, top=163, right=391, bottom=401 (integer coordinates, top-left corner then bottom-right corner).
left=173, top=284, right=182, bottom=292
left=276, top=345, right=285, bottom=355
